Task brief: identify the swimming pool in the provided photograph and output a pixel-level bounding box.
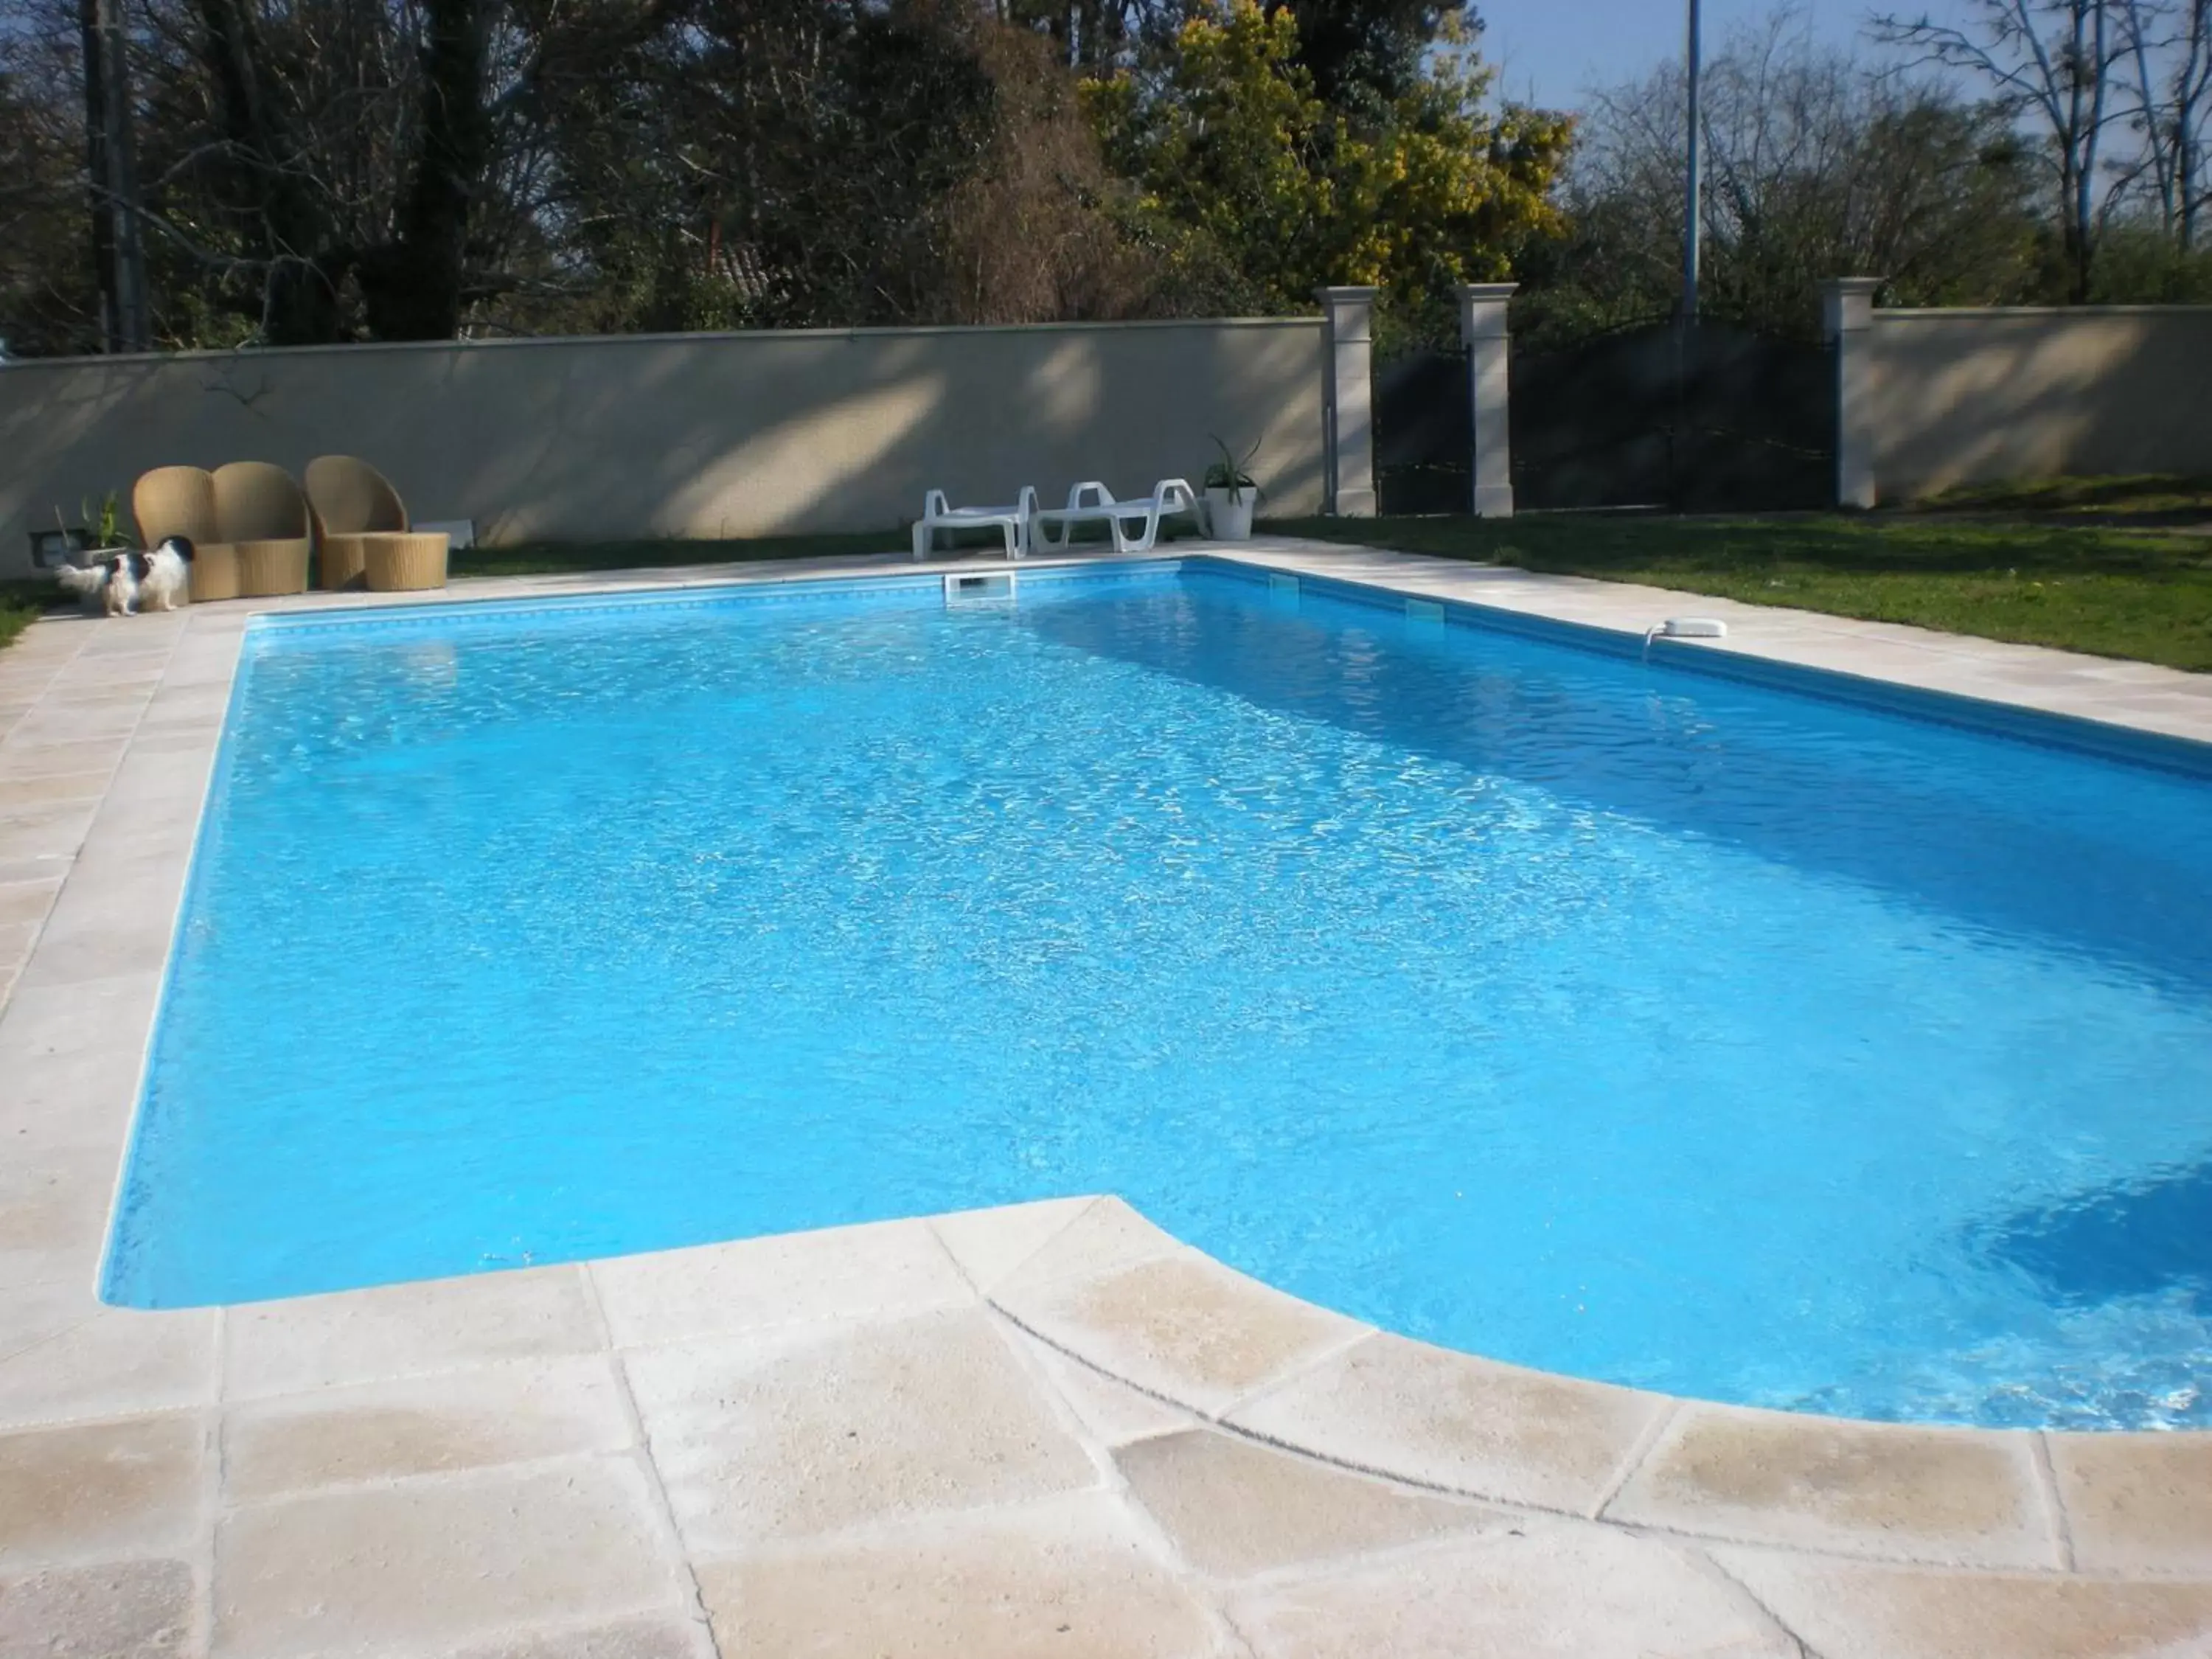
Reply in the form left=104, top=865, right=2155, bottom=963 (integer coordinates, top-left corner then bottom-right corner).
left=105, top=560, right=2212, bottom=1429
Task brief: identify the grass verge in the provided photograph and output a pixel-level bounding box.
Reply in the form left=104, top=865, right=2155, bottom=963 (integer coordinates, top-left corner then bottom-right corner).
left=1270, top=512, right=2212, bottom=673
left=1910, top=473, right=2212, bottom=522
left=0, top=579, right=54, bottom=654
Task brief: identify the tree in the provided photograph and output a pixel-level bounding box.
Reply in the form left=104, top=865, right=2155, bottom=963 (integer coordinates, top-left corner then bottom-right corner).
left=1085, top=0, right=1568, bottom=327
left=1872, top=1, right=2132, bottom=300
left=1262, top=0, right=1455, bottom=112
left=1517, top=13, right=2042, bottom=341
left=2114, top=0, right=2211, bottom=247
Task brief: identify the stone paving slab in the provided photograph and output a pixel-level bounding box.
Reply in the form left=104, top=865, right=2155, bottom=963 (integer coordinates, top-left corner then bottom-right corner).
left=2, top=543, right=2211, bottom=1657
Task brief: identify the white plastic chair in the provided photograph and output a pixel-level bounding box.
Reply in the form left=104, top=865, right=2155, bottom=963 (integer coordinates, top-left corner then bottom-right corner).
left=1032, top=479, right=1198, bottom=555
left=911, top=487, right=1039, bottom=561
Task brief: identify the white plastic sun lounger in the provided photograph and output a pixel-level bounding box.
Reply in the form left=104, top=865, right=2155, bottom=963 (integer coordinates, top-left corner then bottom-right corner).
left=1032, top=479, right=1198, bottom=555
left=911, top=487, right=1039, bottom=561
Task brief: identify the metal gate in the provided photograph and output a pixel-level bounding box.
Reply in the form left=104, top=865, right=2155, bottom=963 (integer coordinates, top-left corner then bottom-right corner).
left=1509, top=321, right=1835, bottom=512
left=1372, top=346, right=1470, bottom=515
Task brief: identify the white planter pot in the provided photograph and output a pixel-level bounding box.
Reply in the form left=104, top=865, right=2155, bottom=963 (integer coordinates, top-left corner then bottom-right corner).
left=1203, top=487, right=1256, bottom=541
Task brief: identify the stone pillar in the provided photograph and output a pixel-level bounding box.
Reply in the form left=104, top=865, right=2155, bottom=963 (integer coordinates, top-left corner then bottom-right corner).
left=1315, top=286, right=1379, bottom=517
left=1456, top=282, right=1517, bottom=518
left=1821, top=277, right=1882, bottom=510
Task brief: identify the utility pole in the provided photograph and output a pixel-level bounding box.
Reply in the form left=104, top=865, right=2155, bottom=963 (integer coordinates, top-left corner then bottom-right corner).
left=1681, top=0, right=1702, bottom=323
left=80, top=0, right=150, bottom=352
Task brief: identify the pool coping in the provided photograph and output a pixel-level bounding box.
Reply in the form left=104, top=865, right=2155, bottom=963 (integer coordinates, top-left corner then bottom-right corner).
left=3, top=538, right=2211, bottom=1658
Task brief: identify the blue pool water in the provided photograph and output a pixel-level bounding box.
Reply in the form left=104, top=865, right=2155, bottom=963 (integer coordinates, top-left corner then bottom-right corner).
left=106, top=562, right=2212, bottom=1428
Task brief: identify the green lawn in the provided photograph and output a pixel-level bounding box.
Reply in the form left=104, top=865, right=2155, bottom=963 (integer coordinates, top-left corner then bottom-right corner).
left=1910, top=473, right=2212, bottom=523
left=1, top=580, right=51, bottom=654
left=1273, top=512, right=2212, bottom=673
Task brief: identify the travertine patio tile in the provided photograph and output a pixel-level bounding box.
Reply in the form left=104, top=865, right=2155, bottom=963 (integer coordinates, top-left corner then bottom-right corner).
left=1018, top=1335, right=1198, bottom=1447
left=2048, top=1432, right=2212, bottom=1575
left=996, top=1251, right=1368, bottom=1419
left=9, top=705, right=145, bottom=742
left=132, top=685, right=232, bottom=731
left=1117, top=1427, right=1505, bottom=1579
left=11, top=897, right=181, bottom=989
left=0, top=1148, right=120, bottom=1283
left=0, top=1284, right=218, bottom=1427
left=0, top=1413, right=204, bottom=1565
left=0, top=969, right=161, bottom=1144
left=116, top=728, right=224, bottom=761
left=1607, top=1403, right=2051, bottom=1568
left=0, top=877, right=60, bottom=927
left=590, top=1217, right=974, bottom=1348
left=1225, top=1332, right=1663, bottom=1514
left=225, top=1265, right=602, bottom=1398
left=0, top=921, right=33, bottom=984
left=692, top=1494, right=1225, bottom=1659
left=38, top=684, right=157, bottom=711
left=1227, top=1520, right=1793, bottom=1659
left=0, top=768, right=116, bottom=807
left=87, top=758, right=220, bottom=832
left=990, top=1194, right=1186, bottom=1293
left=624, top=1307, right=1096, bottom=1552
left=0, top=1555, right=194, bottom=1655
left=1713, top=1545, right=2212, bottom=1659
left=442, top=1614, right=717, bottom=1659
left=928, top=1195, right=1097, bottom=1293
left=213, top=1458, right=685, bottom=1659
left=0, top=802, right=98, bottom=861
left=0, top=730, right=128, bottom=767
left=0, top=855, right=74, bottom=887
left=223, top=1354, right=634, bottom=1500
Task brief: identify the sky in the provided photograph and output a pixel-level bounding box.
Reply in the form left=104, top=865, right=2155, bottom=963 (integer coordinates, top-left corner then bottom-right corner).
left=1476, top=0, right=1989, bottom=110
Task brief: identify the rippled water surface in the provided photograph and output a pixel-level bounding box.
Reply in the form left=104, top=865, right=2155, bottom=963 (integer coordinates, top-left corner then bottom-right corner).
left=106, top=565, right=2212, bottom=1427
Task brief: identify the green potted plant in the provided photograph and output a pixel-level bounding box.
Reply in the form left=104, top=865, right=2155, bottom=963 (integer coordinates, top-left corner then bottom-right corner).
left=47, top=493, right=132, bottom=563
left=83, top=492, right=133, bottom=560
left=1202, top=436, right=1261, bottom=541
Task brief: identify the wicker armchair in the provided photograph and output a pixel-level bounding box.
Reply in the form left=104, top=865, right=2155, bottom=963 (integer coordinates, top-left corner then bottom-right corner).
left=132, top=465, right=238, bottom=602
left=304, top=456, right=448, bottom=592
left=212, top=462, right=313, bottom=597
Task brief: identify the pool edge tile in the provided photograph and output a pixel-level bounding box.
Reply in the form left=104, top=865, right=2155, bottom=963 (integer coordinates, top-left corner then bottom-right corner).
left=1222, top=1329, right=1668, bottom=1518
left=2046, top=1432, right=2212, bottom=1578
left=1606, top=1400, right=2057, bottom=1570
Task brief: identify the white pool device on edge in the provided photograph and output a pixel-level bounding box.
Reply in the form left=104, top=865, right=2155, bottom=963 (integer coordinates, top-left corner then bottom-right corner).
left=1643, top=616, right=1729, bottom=660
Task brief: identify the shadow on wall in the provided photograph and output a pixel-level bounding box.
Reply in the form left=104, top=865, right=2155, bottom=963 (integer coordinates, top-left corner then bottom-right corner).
left=0, top=321, right=1330, bottom=577
left=1866, top=309, right=2212, bottom=502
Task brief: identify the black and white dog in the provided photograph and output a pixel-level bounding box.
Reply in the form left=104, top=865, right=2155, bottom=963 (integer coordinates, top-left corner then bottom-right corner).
left=53, top=537, right=195, bottom=616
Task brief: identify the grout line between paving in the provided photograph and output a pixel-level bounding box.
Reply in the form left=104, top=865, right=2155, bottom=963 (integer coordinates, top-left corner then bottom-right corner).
left=2031, top=1430, right=2080, bottom=1573
left=1589, top=1395, right=1682, bottom=1521
left=197, top=1304, right=227, bottom=1659
left=578, top=1259, right=726, bottom=1658
left=1209, top=1323, right=1376, bottom=1425
left=1689, top=1543, right=1822, bottom=1659
left=922, top=1196, right=1105, bottom=1300
left=977, top=1304, right=1260, bottom=1655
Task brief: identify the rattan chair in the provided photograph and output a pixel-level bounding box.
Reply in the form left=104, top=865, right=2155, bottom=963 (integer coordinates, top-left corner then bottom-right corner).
left=305, top=455, right=402, bottom=591
left=212, top=462, right=313, bottom=597
left=304, top=456, right=448, bottom=592
left=132, top=465, right=238, bottom=602
left=212, top=462, right=312, bottom=597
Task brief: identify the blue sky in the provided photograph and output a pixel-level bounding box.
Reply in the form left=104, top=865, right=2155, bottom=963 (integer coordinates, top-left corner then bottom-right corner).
left=1477, top=0, right=1987, bottom=109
